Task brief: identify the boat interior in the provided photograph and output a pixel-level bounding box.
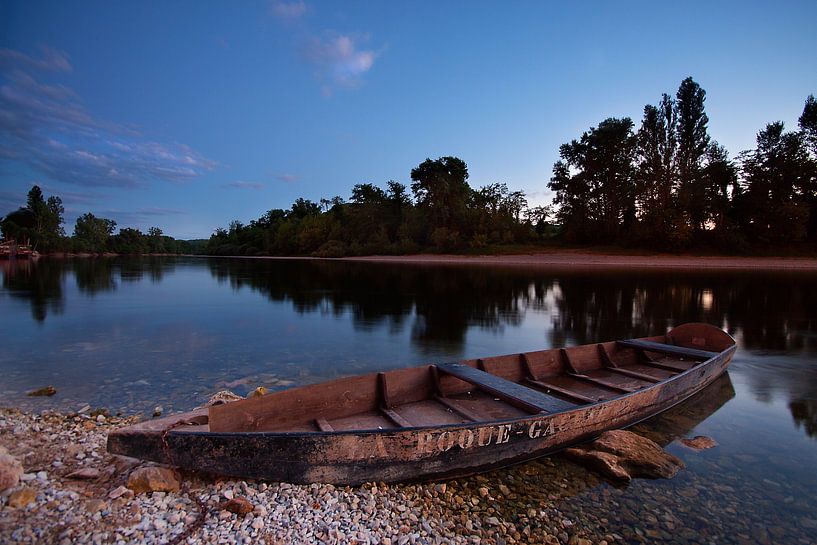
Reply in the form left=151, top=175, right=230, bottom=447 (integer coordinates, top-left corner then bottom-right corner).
left=172, top=325, right=733, bottom=435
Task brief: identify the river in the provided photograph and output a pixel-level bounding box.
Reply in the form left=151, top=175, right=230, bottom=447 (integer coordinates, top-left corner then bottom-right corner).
left=1, top=256, right=815, bottom=543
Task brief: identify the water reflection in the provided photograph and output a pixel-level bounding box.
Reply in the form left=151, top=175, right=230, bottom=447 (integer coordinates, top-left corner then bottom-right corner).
left=632, top=373, right=736, bottom=445
left=0, top=256, right=816, bottom=443
left=1, top=258, right=64, bottom=322
left=790, top=399, right=817, bottom=438
left=1, top=256, right=814, bottom=544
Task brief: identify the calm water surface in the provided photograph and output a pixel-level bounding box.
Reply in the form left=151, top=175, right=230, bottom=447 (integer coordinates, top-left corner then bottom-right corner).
left=1, top=257, right=816, bottom=544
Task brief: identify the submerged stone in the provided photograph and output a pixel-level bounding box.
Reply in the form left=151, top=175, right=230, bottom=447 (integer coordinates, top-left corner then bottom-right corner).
left=680, top=435, right=718, bottom=450
left=27, top=386, right=56, bottom=397
left=562, top=430, right=684, bottom=482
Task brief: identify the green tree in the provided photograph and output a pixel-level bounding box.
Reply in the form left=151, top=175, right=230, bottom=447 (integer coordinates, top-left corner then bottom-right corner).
left=675, top=77, right=711, bottom=231
left=73, top=213, right=117, bottom=253
left=799, top=94, right=817, bottom=156
left=410, top=156, right=471, bottom=237
left=2, top=185, right=66, bottom=251
left=548, top=118, right=637, bottom=242
left=112, top=227, right=148, bottom=254
left=798, top=95, right=817, bottom=239
left=147, top=227, right=166, bottom=253
left=739, top=122, right=814, bottom=243
left=635, top=94, right=678, bottom=240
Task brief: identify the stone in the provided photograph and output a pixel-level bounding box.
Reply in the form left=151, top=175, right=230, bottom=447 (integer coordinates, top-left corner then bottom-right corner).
left=498, top=484, right=511, bottom=496
left=152, top=406, right=163, bottom=417
left=111, top=455, right=141, bottom=473
left=220, top=496, right=253, bottom=515
left=127, top=466, right=181, bottom=494
left=680, top=436, right=718, bottom=450
left=85, top=499, right=107, bottom=513
left=204, top=390, right=244, bottom=407
left=27, top=386, right=57, bottom=396
left=8, top=486, right=37, bottom=508
left=66, top=468, right=101, bottom=480
left=250, top=386, right=269, bottom=398
left=108, top=485, right=134, bottom=500
left=0, top=452, right=24, bottom=491
left=562, top=430, right=684, bottom=481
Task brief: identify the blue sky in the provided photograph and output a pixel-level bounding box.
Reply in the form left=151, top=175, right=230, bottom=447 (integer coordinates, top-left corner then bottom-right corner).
left=1, top=1, right=816, bottom=239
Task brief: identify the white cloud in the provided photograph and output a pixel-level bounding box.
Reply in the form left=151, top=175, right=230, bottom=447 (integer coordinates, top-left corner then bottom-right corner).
left=303, top=34, right=376, bottom=95
left=0, top=47, right=216, bottom=188
left=269, top=0, right=307, bottom=20
left=226, top=181, right=266, bottom=190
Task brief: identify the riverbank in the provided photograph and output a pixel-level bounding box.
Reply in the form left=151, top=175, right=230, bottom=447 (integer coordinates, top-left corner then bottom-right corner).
left=338, top=251, right=817, bottom=270
left=0, top=408, right=602, bottom=545
left=3, top=404, right=815, bottom=545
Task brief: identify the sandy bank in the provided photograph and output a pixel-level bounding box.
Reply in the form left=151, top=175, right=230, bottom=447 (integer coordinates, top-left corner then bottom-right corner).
left=338, top=252, right=817, bottom=270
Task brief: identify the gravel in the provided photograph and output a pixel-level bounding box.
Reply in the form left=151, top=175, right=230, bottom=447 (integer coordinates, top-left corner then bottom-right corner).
left=2, top=407, right=815, bottom=545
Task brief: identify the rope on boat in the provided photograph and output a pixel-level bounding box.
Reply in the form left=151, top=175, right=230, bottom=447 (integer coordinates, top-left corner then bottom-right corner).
left=161, top=420, right=210, bottom=545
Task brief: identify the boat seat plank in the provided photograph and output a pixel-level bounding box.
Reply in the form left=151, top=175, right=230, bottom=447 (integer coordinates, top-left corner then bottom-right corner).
left=617, top=339, right=718, bottom=360
left=437, top=363, right=575, bottom=414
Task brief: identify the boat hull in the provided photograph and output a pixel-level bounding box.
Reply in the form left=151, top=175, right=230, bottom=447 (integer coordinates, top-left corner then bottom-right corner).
left=108, top=337, right=735, bottom=485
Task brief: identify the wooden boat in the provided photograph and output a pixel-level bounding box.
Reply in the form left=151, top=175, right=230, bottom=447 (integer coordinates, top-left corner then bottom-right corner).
left=107, top=322, right=736, bottom=484
left=0, top=239, right=37, bottom=259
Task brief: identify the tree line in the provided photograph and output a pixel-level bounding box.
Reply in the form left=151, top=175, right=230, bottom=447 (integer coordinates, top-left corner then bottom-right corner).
left=3, top=76, right=814, bottom=256
left=211, top=78, right=815, bottom=256
left=0, top=186, right=204, bottom=254
left=549, top=78, right=817, bottom=249
left=206, top=157, right=549, bottom=257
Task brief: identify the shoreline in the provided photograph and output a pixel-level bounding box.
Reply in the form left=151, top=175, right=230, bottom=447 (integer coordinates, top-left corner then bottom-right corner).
left=214, top=251, right=817, bottom=271
left=23, top=251, right=817, bottom=270
left=0, top=407, right=609, bottom=545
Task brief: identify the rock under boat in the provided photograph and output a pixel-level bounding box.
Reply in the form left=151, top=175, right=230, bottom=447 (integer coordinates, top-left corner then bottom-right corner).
left=107, top=322, right=736, bottom=485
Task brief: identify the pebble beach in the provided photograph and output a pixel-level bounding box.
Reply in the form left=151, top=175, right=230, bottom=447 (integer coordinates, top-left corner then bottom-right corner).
left=3, top=404, right=816, bottom=545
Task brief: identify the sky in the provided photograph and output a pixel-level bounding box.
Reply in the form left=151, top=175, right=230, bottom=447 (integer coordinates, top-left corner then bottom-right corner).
left=1, top=1, right=816, bottom=239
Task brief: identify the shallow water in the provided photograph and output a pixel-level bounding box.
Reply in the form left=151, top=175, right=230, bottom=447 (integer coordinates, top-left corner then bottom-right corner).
left=1, top=256, right=816, bottom=543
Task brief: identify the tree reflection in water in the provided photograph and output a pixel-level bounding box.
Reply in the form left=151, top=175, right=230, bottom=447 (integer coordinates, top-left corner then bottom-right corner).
left=2, top=257, right=815, bottom=437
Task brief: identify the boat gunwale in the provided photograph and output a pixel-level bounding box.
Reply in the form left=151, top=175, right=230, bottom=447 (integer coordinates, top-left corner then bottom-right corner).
left=164, top=339, right=737, bottom=440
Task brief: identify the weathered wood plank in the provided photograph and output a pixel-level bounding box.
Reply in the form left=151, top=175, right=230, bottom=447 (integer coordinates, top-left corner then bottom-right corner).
left=617, top=339, right=718, bottom=360
left=437, top=363, right=575, bottom=414
left=315, top=418, right=334, bottom=432
left=380, top=407, right=412, bottom=428
left=433, top=395, right=482, bottom=422
left=605, top=367, right=662, bottom=383
left=525, top=379, right=597, bottom=404
left=568, top=373, right=638, bottom=393
left=639, top=356, right=694, bottom=373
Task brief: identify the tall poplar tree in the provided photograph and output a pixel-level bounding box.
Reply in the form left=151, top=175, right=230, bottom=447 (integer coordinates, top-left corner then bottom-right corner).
left=675, top=77, right=711, bottom=231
